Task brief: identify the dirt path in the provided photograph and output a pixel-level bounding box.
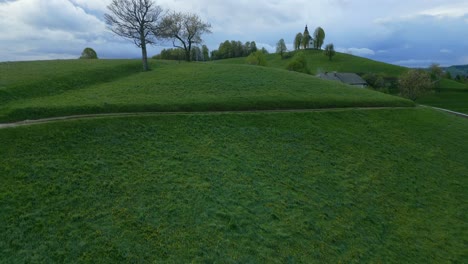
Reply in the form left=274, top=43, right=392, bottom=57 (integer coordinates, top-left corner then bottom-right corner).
left=0, top=106, right=465, bottom=129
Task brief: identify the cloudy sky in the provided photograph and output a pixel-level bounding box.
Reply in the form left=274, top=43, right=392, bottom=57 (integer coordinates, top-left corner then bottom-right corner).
left=0, top=0, right=467, bottom=67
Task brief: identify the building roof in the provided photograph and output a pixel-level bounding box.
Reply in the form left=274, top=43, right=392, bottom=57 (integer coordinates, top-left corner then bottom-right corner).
left=317, top=72, right=368, bottom=86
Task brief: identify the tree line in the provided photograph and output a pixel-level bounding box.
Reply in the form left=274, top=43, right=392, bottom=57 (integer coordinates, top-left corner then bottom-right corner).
left=210, top=41, right=259, bottom=60
left=104, top=0, right=212, bottom=71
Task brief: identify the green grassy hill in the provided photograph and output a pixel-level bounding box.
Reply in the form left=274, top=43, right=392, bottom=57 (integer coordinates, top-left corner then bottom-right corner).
left=417, top=78, right=468, bottom=114
left=216, top=50, right=468, bottom=113
left=0, top=59, right=412, bottom=122
left=215, top=50, right=407, bottom=77
left=0, top=59, right=467, bottom=262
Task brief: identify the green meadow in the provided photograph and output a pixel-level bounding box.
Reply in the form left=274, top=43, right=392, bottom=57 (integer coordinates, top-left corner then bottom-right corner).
left=417, top=78, right=468, bottom=114
left=216, top=49, right=408, bottom=76
left=1, top=109, right=467, bottom=262
left=0, top=56, right=467, bottom=262
left=0, top=59, right=412, bottom=123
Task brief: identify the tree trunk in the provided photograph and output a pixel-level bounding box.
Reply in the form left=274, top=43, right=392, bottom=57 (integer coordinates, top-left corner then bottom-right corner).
left=140, top=33, right=149, bottom=71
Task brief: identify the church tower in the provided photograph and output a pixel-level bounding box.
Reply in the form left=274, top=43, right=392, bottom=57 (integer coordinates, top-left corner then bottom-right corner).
left=302, top=25, right=311, bottom=49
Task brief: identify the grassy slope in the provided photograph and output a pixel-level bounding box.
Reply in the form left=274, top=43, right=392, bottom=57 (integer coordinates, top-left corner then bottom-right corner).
left=0, top=60, right=412, bottom=122
left=217, top=51, right=468, bottom=113
left=1, top=108, right=466, bottom=262
left=215, top=50, right=408, bottom=76
left=0, top=60, right=141, bottom=105
left=417, top=79, right=468, bottom=113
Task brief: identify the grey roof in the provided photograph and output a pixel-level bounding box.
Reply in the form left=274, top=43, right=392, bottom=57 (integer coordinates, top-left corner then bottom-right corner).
left=317, top=72, right=368, bottom=86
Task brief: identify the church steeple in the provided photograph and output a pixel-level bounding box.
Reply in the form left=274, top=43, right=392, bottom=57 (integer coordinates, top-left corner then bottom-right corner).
left=304, top=25, right=310, bottom=36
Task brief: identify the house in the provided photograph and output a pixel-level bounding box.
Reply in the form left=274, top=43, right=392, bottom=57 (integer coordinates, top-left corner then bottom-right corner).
left=317, top=72, right=368, bottom=88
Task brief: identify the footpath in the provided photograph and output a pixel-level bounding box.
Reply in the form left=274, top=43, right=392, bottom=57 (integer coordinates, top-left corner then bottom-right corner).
left=0, top=106, right=465, bottom=129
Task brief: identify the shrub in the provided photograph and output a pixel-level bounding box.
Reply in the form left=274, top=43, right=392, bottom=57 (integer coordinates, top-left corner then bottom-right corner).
left=399, top=70, right=434, bottom=101
left=79, top=47, right=98, bottom=59
left=286, top=52, right=309, bottom=74
left=246, top=51, right=267, bottom=66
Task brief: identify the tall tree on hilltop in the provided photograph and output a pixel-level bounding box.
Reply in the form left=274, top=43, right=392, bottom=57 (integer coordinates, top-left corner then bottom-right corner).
left=105, top=0, right=164, bottom=71
left=324, top=43, right=335, bottom=61
left=313, top=27, right=325, bottom=49
left=276, top=38, right=287, bottom=58
left=159, top=12, right=211, bottom=62
left=294, top=33, right=303, bottom=50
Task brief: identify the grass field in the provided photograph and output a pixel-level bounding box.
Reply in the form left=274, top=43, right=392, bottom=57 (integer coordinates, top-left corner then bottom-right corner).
left=417, top=78, right=468, bottom=113
left=0, top=58, right=466, bottom=262
left=1, top=108, right=467, bottom=262
left=0, top=59, right=413, bottom=123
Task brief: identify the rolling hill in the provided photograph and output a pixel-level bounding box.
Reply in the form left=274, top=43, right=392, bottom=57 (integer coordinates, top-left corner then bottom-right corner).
left=0, top=58, right=466, bottom=262
left=215, top=49, right=407, bottom=77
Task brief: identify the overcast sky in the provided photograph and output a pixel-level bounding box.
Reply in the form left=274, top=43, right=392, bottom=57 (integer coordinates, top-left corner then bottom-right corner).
left=0, top=0, right=467, bottom=67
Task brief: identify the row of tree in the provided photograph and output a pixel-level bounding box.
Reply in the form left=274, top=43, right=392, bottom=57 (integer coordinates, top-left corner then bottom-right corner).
left=210, top=41, right=259, bottom=60
left=154, top=46, right=210, bottom=61
left=105, top=0, right=212, bottom=71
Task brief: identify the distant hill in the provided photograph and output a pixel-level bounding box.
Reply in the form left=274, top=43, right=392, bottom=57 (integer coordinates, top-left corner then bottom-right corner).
left=443, top=65, right=468, bottom=77
left=215, top=49, right=408, bottom=77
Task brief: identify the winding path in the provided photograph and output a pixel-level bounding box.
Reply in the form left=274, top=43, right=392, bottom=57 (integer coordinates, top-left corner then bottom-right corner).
left=0, top=106, right=465, bottom=129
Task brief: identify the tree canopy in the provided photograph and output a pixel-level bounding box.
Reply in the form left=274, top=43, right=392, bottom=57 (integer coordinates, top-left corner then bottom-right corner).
left=276, top=39, right=287, bottom=58
left=294, top=33, right=303, bottom=50
left=324, top=43, right=335, bottom=61
left=399, top=70, right=434, bottom=101
left=313, top=27, right=325, bottom=49
left=159, top=12, right=211, bottom=62
left=104, top=0, right=164, bottom=71
left=79, top=47, right=98, bottom=59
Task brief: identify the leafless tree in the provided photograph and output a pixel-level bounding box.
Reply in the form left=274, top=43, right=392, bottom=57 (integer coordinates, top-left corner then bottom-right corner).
left=159, top=12, right=211, bottom=62
left=105, top=0, right=164, bottom=71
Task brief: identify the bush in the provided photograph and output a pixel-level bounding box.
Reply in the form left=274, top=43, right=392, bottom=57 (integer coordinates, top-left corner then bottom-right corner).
left=246, top=51, right=267, bottom=66
left=79, top=47, right=98, bottom=59
left=286, top=52, right=309, bottom=74
left=399, top=70, right=434, bottom=101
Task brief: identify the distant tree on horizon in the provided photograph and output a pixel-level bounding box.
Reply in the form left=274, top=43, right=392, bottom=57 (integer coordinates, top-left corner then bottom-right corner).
left=105, top=0, right=164, bottom=71
left=210, top=40, right=257, bottom=60
left=324, top=43, right=335, bottom=61
left=276, top=38, right=287, bottom=58
left=202, top=45, right=210, bottom=61
left=294, top=33, right=303, bottom=50
left=79, top=47, right=98, bottom=59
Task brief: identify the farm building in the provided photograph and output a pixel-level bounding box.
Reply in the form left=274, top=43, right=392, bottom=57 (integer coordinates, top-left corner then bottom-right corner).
left=317, top=72, right=368, bottom=88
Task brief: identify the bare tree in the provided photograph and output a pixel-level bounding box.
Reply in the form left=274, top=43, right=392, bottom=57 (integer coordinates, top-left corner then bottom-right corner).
left=159, top=12, right=211, bottom=62
left=105, top=0, right=164, bottom=71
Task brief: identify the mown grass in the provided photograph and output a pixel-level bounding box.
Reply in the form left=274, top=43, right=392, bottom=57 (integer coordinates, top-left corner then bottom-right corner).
left=0, top=60, right=413, bottom=122
left=417, top=79, right=468, bottom=113
left=0, top=108, right=466, bottom=262
left=0, top=60, right=142, bottom=105
left=215, top=50, right=408, bottom=77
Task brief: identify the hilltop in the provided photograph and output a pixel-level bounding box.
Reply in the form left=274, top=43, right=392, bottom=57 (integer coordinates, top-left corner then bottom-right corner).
left=215, top=49, right=407, bottom=77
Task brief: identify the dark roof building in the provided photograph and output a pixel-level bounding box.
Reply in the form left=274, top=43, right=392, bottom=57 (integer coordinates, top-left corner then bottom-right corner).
left=317, top=72, right=368, bottom=87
